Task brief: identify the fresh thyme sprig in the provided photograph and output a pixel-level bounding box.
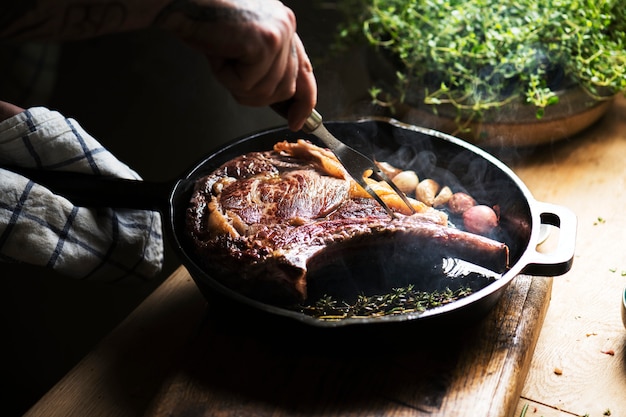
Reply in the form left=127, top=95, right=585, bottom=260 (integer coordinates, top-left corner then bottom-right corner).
left=298, top=284, right=473, bottom=320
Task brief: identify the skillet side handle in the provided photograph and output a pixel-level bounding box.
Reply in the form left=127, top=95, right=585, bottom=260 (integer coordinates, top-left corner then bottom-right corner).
left=521, top=201, right=577, bottom=277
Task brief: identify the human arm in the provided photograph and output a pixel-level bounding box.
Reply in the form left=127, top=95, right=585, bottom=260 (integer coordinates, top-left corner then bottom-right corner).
left=0, top=0, right=317, bottom=131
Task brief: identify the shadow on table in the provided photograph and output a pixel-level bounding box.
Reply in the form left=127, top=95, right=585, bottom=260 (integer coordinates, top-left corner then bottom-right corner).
left=151, top=311, right=474, bottom=415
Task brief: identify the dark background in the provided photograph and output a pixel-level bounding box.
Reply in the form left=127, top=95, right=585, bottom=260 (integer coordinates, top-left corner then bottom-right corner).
left=0, top=3, right=371, bottom=415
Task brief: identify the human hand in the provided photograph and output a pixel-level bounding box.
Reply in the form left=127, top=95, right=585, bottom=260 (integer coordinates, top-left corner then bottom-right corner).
left=0, top=100, right=25, bottom=122
left=155, top=0, right=317, bottom=131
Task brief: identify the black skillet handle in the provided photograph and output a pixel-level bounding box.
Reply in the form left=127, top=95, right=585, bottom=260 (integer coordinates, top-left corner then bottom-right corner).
left=2, top=166, right=174, bottom=212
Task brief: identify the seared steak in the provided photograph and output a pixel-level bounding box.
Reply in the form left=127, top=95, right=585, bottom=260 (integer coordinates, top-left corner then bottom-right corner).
left=186, top=140, right=509, bottom=305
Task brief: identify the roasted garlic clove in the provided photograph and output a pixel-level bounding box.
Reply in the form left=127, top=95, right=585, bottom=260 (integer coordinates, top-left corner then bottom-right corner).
left=433, top=185, right=453, bottom=207
left=415, top=178, right=441, bottom=206
left=376, top=161, right=403, bottom=179
left=392, top=170, right=419, bottom=194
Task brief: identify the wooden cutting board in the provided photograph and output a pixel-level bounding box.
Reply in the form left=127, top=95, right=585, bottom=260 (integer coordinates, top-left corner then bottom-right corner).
left=143, top=274, right=552, bottom=417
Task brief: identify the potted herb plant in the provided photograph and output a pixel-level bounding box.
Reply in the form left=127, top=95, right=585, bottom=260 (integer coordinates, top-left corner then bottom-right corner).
left=335, top=0, right=626, bottom=146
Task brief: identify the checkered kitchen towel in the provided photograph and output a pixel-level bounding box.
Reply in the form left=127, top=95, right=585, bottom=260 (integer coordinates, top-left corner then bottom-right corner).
left=0, top=107, right=163, bottom=281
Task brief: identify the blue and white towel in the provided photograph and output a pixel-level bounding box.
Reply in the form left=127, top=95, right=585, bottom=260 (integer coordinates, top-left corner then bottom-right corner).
left=0, top=107, right=163, bottom=281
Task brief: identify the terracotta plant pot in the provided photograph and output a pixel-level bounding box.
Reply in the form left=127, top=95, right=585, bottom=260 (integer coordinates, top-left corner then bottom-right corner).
left=393, top=87, right=614, bottom=148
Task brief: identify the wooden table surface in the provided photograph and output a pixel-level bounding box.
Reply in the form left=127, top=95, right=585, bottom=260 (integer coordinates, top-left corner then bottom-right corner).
left=23, top=96, right=626, bottom=417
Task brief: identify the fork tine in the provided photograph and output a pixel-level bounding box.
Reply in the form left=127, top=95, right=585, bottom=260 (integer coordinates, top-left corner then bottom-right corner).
left=356, top=178, right=397, bottom=218
left=372, top=167, right=417, bottom=215
left=340, top=153, right=417, bottom=218
left=332, top=147, right=417, bottom=218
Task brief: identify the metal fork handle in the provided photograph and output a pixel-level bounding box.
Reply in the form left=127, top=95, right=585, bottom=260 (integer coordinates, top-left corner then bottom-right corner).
left=302, top=111, right=349, bottom=155
left=302, top=109, right=323, bottom=133
left=269, top=102, right=340, bottom=151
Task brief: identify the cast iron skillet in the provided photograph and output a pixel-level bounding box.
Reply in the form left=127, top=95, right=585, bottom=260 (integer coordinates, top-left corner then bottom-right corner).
left=8, top=118, right=577, bottom=328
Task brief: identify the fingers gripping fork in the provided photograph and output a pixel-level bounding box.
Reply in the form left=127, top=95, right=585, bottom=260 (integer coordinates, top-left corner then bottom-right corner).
left=302, top=110, right=416, bottom=218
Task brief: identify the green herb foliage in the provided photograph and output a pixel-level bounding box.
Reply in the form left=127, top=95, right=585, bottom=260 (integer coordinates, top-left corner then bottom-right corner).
left=337, top=0, right=626, bottom=121
left=298, top=284, right=473, bottom=320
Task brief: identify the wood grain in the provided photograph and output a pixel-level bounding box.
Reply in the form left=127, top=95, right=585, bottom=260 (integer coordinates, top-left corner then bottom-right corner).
left=143, top=275, right=551, bottom=417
